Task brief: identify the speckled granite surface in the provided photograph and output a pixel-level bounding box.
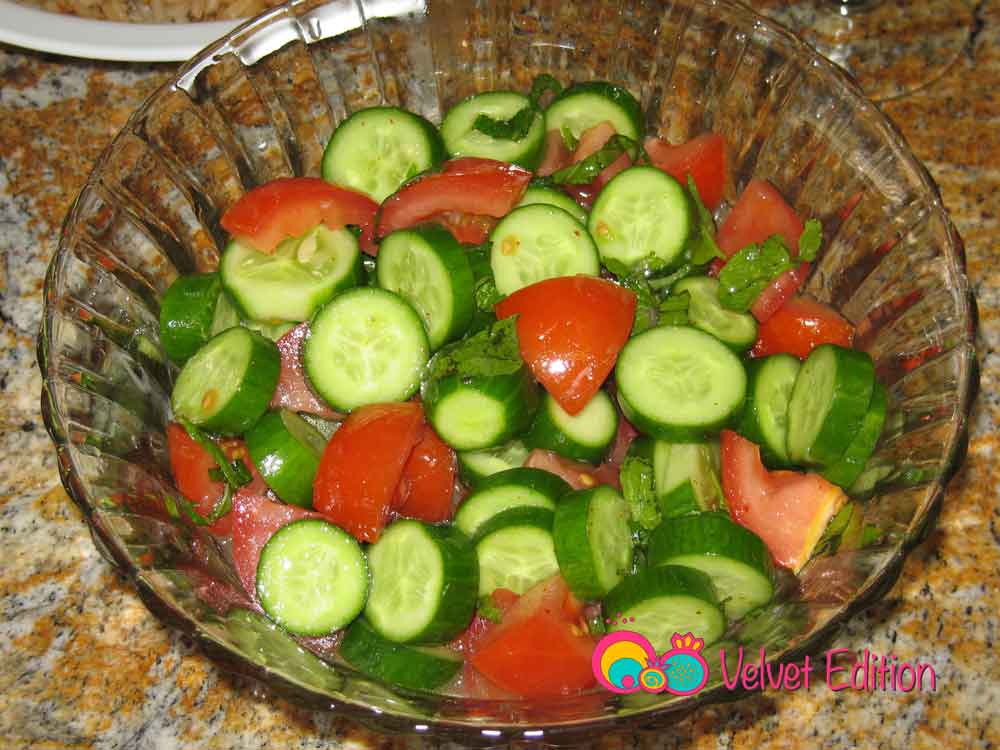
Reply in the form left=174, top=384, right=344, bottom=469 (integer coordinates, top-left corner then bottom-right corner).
left=1, top=2, right=998, bottom=748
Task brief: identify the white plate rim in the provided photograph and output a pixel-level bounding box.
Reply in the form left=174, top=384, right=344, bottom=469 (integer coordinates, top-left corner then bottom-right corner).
left=0, top=0, right=246, bottom=62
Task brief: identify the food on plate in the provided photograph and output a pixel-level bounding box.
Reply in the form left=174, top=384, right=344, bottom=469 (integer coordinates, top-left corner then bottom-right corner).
left=158, top=74, right=888, bottom=699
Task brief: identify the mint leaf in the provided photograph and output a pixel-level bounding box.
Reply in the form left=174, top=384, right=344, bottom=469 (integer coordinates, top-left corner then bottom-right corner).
left=163, top=485, right=233, bottom=527
left=177, top=417, right=251, bottom=490
left=717, top=235, right=796, bottom=312
left=798, top=218, right=823, bottom=262
left=560, top=125, right=579, bottom=151
left=529, top=74, right=562, bottom=109
left=619, top=450, right=660, bottom=544
left=551, top=134, right=639, bottom=185
left=474, top=275, right=503, bottom=312
left=686, top=176, right=725, bottom=266
left=427, top=316, right=523, bottom=381
left=658, top=290, right=691, bottom=326
left=473, top=107, right=536, bottom=141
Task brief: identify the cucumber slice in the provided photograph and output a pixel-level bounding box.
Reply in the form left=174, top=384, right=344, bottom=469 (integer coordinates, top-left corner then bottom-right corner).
left=255, top=518, right=368, bottom=636
left=516, top=183, right=588, bottom=225
left=210, top=289, right=242, bottom=336
left=647, top=513, right=774, bottom=620
left=524, top=390, right=619, bottom=464
left=544, top=81, right=643, bottom=141
left=489, top=204, right=600, bottom=296
left=673, top=276, right=758, bottom=351
left=787, top=344, right=875, bottom=466
left=440, top=91, right=546, bottom=169
left=171, top=327, right=280, bottom=435
left=553, top=486, right=633, bottom=599
left=376, top=225, right=475, bottom=350
left=473, top=506, right=558, bottom=596
left=423, top=367, right=539, bottom=451
left=340, top=617, right=463, bottom=691
left=615, top=326, right=746, bottom=441
left=159, top=272, right=223, bottom=364
left=454, top=466, right=569, bottom=537
left=589, top=167, right=692, bottom=271
left=322, top=106, right=446, bottom=203
left=365, top=520, right=478, bottom=644
left=739, top=354, right=801, bottom=467
left=304, top=287, right=430, bottom=412
left=457, top=440, right=529, bottom=488
left=220, top=226, right=362, bottom=323
left=653, top=441, right=723, bottom=518
left=245, top=410, right=327, bottom=508
left=822, top=383, right=888, bottom=488
left=603, top=565, right=725, bottom=652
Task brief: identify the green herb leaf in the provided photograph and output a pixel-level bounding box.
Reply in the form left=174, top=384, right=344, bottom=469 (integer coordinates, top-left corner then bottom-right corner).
left=551, top=134, right=639, bottom=185
left=177, top=417, right=252, bottom=490
left=798, top=218, right=823, bottom=262
left=163, top=484, right=233, bottom=527
left=686, top=176, right=725, bottom=265
left=619, top=451, right=660, bottom=545
left=658, top=290, right=691, bottom=326
left=477, top=595, right=504, bottom=624
left=474, top=275, right=503, bottom=313
left=473, top=107, right=536, bottom=141
left=427, top=316, right=523, bottom=382
left=560, top=125, right=579, bottom=151
left=717, top=235, right=796, bottom=312
left=529, top=74, right=563, bottom=109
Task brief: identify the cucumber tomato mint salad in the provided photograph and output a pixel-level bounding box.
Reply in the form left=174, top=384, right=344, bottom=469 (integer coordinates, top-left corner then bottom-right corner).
left=160, top=77, right=887, bottom=699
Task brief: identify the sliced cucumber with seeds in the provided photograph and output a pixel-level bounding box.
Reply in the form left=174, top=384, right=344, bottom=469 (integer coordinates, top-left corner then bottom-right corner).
left=589, top=167, right=693, bottom=271
left=255, top=518, right=368, bottom=636
left=553, top=486, right=633, bottom=599
left=221, top=226, right=362, bottom=324
left=603, top=565, right=725, bottom=652
left=516, top=183, right=588, bottom=225
left=457, top=440, right=530, bottom=488
left=524, top=390, right=619, bottom=464
left=171, top=326, right=280, bottom=435
left=489, top=204, right=600, bottom=296
left=615, top=325, right=746, bottom=442
left=473, top=506, right=558, bottom=596
left=159, top=272, right=224, bottom=365
left=245, top=410, right=327, bottom=508
left=787, top=344, right=875, bottom=466
left=647, top=513, right=774, bottom=620
left=423, top=367, right=539, bottom=451
left=304, top=287, right=429, bottom=412
left=340, top=617, right=463, bottom=691
left=822, top=383, right=888, bottom=488
left=376, top=225, right=475, bottom=350
left=440, top=91, right=546, bottom=169
left=674, top=276, right=758, bottom=351
left=365, top=519, right=478, bottom=644
left=454, top=466, right=570, bottom=537
left=544, top=81, right=643, bottom=141
left=653, top=440, right=723, bottom=518
left=322, top=106, right=445, bottom=203
left=739, top=354, right=801, bottom=468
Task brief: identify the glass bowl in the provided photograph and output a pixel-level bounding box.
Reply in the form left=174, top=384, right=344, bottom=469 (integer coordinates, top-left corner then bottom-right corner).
left=37, top=0, right=978, bottom=743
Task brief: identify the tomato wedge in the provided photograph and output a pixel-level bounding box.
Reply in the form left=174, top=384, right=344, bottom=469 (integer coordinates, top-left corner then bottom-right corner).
left=495, top=276, right=636, bottom=415
left=376, top=158, right=532, bottom=241
left=271, top=323, right=344, bottom=420
left=312, top=402, right=424, bottom=543
left=537, top=129, right=573, bottom=176
left=750, top=297, right=855, bottom=359
left=220, top=177, right=378, bottom=255
left=750, top=262, right=810, bottom=323
left=393, top=425, right=458, bottom=523
left=427, top=210, right=498, bottom=245
left=645, top=132, right=727, bottom=210
left=166, top=422, right=264, bottom=535
left=231, top=491, right=320, bottom=597
left=469, top=575, right=596, bottom=699
left=524, top=449, right=621, bottom=491
left=717, top=178, right=805, bottom=258
left=720, top=430, right=847, bottom=572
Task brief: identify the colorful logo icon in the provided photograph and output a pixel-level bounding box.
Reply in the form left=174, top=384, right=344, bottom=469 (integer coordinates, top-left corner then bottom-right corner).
left=592, top=630, right=709, bottom=695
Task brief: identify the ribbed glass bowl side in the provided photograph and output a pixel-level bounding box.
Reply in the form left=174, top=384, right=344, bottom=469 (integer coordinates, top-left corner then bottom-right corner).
left=38, top=0, right=977, bottom=743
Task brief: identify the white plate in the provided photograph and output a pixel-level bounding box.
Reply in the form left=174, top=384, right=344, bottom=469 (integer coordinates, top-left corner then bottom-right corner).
left=0, top=0, right=244, bottom=61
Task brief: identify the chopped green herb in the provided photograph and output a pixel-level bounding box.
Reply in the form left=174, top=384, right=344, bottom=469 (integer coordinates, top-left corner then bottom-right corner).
left=619, top=451, right=660, bottom=546
left=529, top=74, right=563, bottom=109
left=177, top=417, right=253, bottom=490
left=163, top=485, right=233, bottom=527
left=474, top=275, right=503, bottom=313
left=717, top=235, right=796, bottom=312
left=560, top=125, right=579, bottom=152
left=551, top=134, right=640, bottom=185
left=426, top=316, right=523, bottom=382
left=658, top=291, right=691, bottom=326
left=473, top=107, right=536, bottom=141
left=686, top=176, right=725, bottom=266
left=798, top=218, right=823, bottom=262
left=477, top=595, right=504, bottom=624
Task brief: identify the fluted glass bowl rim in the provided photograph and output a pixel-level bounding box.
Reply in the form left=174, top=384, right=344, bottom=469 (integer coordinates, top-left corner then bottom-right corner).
left=38, top=0, right=978, bottom=740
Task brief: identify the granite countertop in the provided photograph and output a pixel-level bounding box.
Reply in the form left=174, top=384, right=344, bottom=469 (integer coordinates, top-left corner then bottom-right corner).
left=1, top=1, right=998, bottom=747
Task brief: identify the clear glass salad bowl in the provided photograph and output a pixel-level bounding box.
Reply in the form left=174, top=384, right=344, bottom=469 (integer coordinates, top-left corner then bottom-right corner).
left=37, top=0, right=977, bottom=743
